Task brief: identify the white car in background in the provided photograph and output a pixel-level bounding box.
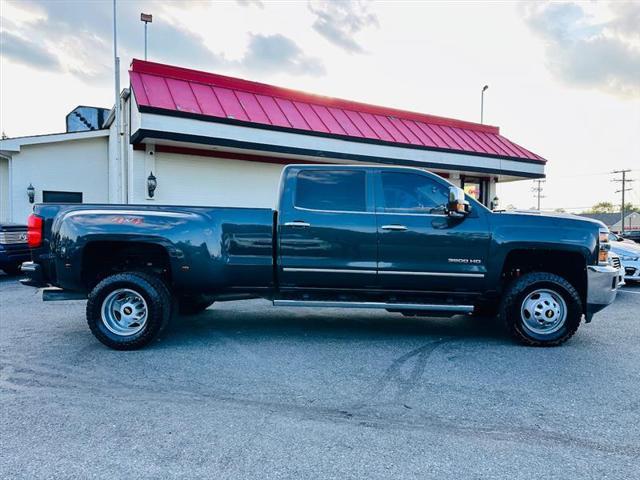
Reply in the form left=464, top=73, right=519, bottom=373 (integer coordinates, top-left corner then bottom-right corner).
left=608, top=232, right=636, bottom=245
left=609, top=240, right=640, bottom=284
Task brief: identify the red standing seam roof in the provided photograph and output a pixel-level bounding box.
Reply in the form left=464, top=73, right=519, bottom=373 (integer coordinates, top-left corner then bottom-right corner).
left=129, top=59, right=545, bottom=163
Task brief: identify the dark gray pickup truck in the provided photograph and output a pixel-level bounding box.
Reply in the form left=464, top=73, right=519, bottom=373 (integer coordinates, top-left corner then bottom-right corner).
left=21, top=165, right=618, bottom=349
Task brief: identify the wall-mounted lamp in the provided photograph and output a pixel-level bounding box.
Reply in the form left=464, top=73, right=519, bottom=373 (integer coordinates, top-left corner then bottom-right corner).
left=27, top=183, right=35, bottom=204
left=147, top=172, right=157, bottom=198
left=491, top=195, right=500, bottom=210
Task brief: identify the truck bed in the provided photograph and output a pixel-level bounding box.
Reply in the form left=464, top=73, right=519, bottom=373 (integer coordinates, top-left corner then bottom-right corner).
left=30, top=203, right=276, bottom=294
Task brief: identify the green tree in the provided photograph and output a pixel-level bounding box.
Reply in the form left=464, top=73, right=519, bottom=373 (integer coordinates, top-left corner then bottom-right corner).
left=588, top=202, right=615, bottom=213
left=623, top=203, right=640, bottom=213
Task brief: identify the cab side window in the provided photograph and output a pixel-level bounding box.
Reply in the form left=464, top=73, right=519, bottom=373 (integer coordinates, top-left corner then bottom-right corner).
left=380, top=172, right=448, bottom=214
left=295, top=170, right=366, bottom=212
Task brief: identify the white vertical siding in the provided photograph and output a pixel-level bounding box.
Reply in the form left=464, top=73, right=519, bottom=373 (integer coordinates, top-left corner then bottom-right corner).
left=147, top=152, right=285, bottom=208
left=0, top=157, right=9, bottom=222
left=9, top=137, right=108, bottom=222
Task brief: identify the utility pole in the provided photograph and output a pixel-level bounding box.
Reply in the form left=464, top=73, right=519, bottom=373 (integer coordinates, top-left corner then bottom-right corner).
left=612, top=170, right=634, bottom=235
left=532, top=179, right=545, bottom=211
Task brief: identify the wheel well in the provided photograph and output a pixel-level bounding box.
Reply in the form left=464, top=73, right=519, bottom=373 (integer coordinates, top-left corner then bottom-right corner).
left=501, top=249, right=587, bottom=303
left=82, top=241, right=171, bottom=289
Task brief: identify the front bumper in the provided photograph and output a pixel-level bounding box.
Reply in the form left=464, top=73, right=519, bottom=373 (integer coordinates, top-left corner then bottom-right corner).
left=585, top=265, right=619, bottom=321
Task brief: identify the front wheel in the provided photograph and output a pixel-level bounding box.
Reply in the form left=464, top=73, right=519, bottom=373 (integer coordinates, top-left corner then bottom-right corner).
left=500, top=272, right=583, bottom=346
left=86, top=272, right=172, bottom=350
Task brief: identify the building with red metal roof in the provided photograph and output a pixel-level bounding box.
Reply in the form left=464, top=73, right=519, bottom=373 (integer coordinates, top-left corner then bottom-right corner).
left=130, top=60, right=544, bottom=164
left=0, top=59, right=545, bottom=222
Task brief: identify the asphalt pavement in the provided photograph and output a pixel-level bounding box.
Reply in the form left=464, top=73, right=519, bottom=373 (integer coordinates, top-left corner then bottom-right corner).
left=1, top=275, right=639, bottom=479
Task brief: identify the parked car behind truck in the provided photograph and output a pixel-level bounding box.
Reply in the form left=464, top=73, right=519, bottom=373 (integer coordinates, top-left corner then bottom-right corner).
left=21, top=165, right=619, bottom=350
left=608, top=237, right=640, bottom=283
left=0, top=223, right=30, bottom=275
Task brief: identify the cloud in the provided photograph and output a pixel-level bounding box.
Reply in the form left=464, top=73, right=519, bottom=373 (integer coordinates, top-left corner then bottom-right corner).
left=0, top=30, right=61, bottom=71
left=0, top=0, right=324, bottom=84
left=235, top=0, right=264, bottom=7
left=522, top=1, right=640, bottom=98
left=240, top=33, right=325, bottom=75
left=608, top=1, right=640, bottom=40
left=308, top=0, right=378, bottom=54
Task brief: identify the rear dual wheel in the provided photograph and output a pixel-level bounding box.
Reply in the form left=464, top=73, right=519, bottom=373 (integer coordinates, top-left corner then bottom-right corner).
left=86, top=272, right=172, bottom=350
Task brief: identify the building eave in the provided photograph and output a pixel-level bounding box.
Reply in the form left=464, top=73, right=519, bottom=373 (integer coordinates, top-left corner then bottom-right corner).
left=0, top=129, right=109, bottom=153
left=131, top=111, right=546, bottom=179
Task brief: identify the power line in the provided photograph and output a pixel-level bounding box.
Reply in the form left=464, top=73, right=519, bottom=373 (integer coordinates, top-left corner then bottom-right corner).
left=532, top=179, right=545, bottom=211
left=612, top=170, right=635, bottom=235
left=544, top=169, right=640, bottom=180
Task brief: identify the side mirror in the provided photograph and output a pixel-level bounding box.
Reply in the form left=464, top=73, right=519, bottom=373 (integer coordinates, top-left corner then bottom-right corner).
left=447, top=186, right=471, bottom=217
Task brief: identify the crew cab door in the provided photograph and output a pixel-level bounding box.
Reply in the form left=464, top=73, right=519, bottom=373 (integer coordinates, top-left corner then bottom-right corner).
left=375, top=169, right=490, bottom=292
left=278, top=167, right=377, bottom=289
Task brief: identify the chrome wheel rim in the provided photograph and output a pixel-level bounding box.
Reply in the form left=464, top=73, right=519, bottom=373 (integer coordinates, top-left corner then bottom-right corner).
left=520, top=288, right=567, bottom=335
left=101, top=288, right=148, bottom=336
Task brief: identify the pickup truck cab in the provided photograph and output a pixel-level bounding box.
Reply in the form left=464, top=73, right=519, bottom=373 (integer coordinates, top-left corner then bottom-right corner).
left=21, top=165, right=619, bottom=349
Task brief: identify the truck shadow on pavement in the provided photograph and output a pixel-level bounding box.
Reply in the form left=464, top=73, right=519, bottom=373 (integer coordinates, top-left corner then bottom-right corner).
left=164, top=304, right=509, bottom=347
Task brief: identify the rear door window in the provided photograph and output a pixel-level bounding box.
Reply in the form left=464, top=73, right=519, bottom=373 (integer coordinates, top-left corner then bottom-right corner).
left=295, top=170, right=366, bottom=212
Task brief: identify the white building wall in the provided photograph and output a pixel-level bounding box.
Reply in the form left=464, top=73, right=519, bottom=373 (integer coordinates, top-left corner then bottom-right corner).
left=9, top=137, right=108, bottom=222
left=128, top=147, right=151, bottom=204
left=0, top=157, right=9, bottom=222
left=108, top=122, right=120, bottom=203
left=140, top=151, right=286, bottom=208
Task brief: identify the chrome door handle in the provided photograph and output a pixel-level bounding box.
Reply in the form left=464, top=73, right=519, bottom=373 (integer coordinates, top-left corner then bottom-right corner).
left=381, top=224, right=408, bottom=231
left=284, top=221, right=310, bottom=228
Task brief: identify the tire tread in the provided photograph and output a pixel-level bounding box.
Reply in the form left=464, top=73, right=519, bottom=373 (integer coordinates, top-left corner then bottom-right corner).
left=86, top=271, right=172, bottom=350
left=499, top=272, right=582, bottom=347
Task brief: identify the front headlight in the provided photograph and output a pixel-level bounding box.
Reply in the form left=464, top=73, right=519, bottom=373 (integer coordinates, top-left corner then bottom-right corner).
left=620, top=255, right=640, bottom=261
left=598, top=228, right=610, bottom=264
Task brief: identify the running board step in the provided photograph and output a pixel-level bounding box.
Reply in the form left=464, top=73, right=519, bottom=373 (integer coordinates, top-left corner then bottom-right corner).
left=42, top=287, right=87, bottom=301
left=273, top=300, right=473, bottom=313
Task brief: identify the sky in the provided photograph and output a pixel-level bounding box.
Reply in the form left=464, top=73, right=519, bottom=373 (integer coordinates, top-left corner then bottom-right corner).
left=1, top=0, right=639, bottom=211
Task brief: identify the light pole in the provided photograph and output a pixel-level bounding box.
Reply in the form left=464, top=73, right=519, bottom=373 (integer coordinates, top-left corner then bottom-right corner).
left=113, top=0, right=124, bottom=203
left=141, top=13, right=152, bottom=60
left=480, top=85, right=488, bottom=124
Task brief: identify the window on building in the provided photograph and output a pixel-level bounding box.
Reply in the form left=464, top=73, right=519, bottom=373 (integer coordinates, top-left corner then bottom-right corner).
left=295, top=170, right=366, bottom=212
left=462, top=177, right=487, bottom=204
left=380, top=172, right=449, bottom=213
left=42, top=191, right=83, bottom=203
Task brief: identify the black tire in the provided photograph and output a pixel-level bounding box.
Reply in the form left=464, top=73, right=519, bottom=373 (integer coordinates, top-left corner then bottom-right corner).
left=1, top=263, right=22, bottom=276
left=86, top=271, right=172, bottom=350
left=499, top=272, right=582, bottom=347
left=177, top=295, right=215, bottom=315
